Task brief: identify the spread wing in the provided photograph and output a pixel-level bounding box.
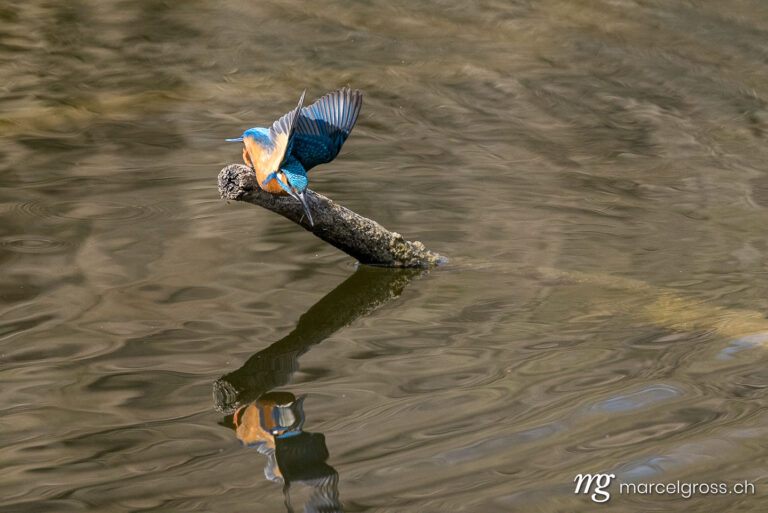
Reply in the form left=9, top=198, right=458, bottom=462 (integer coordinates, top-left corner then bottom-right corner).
left=291, top=88, right=363, bottom=171
left=244, top=91, right=306, bottom=176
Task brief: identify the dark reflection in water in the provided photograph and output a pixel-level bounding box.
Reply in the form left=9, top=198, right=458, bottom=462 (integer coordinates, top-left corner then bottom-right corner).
left=232, top=392, right=340, bottom=513
left=214, top=266, right=420, bottom=511
left=214, top=266, right=420, bottom=412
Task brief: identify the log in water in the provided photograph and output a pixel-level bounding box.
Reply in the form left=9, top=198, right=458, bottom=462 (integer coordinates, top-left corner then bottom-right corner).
left=218, top=163, right=445, bottom=267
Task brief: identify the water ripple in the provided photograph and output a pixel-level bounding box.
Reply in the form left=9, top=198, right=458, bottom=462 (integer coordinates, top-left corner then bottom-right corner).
left=0, top=234, right=72, bottom=254
left=15, top=199, right=169, bottom=222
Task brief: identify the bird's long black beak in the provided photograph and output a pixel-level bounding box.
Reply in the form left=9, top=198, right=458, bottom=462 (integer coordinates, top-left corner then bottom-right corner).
left=297, top=191, right=314, bottom=227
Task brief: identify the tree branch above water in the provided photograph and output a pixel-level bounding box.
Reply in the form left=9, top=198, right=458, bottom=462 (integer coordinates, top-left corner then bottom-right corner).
left=218, top=163, right=445, bottom=267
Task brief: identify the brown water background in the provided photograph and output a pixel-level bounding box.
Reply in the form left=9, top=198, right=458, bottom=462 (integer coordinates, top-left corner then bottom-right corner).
left=3, top=1, right=768, bottom=511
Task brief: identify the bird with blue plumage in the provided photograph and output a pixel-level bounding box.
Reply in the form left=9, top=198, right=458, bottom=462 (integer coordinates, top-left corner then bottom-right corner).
left=227, top=88, right=363, bottom=226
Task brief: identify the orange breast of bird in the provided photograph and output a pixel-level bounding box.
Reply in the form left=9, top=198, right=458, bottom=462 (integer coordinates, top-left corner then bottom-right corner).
left=243, top=134, right=290, bottom=195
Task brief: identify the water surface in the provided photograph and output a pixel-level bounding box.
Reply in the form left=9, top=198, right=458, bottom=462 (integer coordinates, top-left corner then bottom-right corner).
left=3, top=1, right=768, bottom=511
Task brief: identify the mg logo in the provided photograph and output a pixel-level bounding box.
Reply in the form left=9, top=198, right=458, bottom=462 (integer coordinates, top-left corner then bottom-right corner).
left=574, top=473, right=616, bottom=503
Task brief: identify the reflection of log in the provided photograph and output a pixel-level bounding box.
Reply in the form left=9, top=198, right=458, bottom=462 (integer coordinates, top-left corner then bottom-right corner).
left=218, top=164, right=444, bottom=267
left=213, top=266, right=422, bottom=413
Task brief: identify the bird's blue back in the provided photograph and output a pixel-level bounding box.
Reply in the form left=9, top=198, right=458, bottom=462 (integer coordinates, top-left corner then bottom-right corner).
left=290, top=88, right=363, bottom=171
left=281, top=155, right=308, bottom=192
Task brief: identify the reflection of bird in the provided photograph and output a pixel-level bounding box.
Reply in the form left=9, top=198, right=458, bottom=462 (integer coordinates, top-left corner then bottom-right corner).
left=227, top=88, right=363, bottom=226
left=231, top=391, right=342, bottom=512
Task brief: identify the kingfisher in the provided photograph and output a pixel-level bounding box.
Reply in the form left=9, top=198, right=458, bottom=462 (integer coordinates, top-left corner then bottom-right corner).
left=227, top=88, right=363, bottom=226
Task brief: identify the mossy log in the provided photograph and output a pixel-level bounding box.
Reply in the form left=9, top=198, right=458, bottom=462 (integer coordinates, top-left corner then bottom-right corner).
left=218, top=164, right=444, bottom=267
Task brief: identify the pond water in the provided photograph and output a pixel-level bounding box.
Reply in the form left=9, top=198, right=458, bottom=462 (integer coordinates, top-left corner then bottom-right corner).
left=3, top=1, right=768, bottom=511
